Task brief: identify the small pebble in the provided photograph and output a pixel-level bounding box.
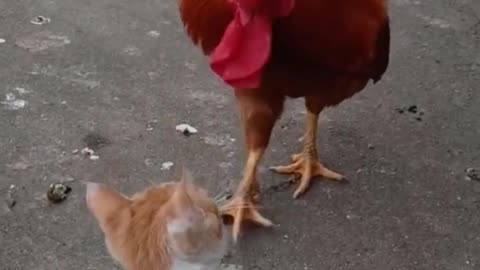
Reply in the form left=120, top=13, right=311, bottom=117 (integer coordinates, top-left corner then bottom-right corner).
left=407, top=105, right=418, bottom=113
left=368, top=144, right=375, bottom=150
left=176, top=124, right=198, bottom=136
left=72, top=149, right=79, bottom=154
left=146, top=121, right=157, bottom=131
left=47, top=183, right=72, bottom=203
left=147, top=30, right=160, bottom=38
left=89, top=155, right=100, bottom=160
left=466, top=168, right=479, bottom=181
left=144, top=158, right=154, bottom=166
left=5, top=185, right=16, bottom=208
left=0, top=38, right=5, bottom=44
left=81, top=147, right=95, bottom=155
left=161, top=161, right=174, bottom=170
left=30, top=16, right=51, bottom=25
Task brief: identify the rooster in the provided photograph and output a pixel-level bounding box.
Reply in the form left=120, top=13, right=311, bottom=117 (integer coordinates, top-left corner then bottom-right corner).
left=178, top=0, right=390, bottom=240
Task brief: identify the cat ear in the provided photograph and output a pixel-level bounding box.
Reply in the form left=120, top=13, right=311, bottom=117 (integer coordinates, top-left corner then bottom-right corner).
left=170, top=167, right=195, bottom=212
left=86, top=182, right=131, bottom=231
left=180, top=166, right=195, bottom=186
left=167, top=168, right=202, bottom=234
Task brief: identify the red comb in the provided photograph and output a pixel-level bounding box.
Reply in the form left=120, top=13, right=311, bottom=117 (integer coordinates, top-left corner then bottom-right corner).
left=210, top=0, right=295, bottom=89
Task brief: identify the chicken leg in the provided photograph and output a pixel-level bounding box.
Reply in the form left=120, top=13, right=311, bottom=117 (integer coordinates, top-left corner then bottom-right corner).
left=271, top=102, right=345, bottom=198
left=220, top=90, right=284, bottom=241
left=221, top=149, right=273, bottom=241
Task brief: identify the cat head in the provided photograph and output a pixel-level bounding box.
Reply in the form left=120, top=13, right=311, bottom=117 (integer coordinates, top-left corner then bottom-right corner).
left=86, top=168, right=227, bottom=270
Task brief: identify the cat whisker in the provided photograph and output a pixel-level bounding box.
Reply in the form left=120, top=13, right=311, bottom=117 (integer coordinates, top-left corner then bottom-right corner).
left=220, top=204, right=264, bottom=212
left=214, top=193, right=233, bottom=205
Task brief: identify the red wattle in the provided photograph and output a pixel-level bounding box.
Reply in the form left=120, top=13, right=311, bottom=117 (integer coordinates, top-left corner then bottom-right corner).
left=209, top=0, right=295, bottom=90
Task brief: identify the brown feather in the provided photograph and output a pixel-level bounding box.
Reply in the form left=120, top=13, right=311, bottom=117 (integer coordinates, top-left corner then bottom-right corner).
left=179, top=0, right=390, bottom=94
left=179, top=0, right=233, bottom=54
left=371, top=19, right=391, bottom=83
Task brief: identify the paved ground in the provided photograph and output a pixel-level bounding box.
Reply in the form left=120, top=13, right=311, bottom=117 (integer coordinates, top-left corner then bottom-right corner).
left=1, top=0, right=480, bottom=269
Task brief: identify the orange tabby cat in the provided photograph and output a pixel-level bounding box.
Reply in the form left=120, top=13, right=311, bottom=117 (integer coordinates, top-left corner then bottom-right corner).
left=86, top=169, right=228, bottom=270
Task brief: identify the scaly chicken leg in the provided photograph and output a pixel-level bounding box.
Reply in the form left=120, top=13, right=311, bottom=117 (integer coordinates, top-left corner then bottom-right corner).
left=221, top=90, right=284, bottom=241
left=271, top=99, right=345, bottom=198
left=221, top=149, right=273, bottom=241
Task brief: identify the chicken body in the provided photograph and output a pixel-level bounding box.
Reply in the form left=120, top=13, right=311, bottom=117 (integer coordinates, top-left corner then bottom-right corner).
left=179, top=0, right=390, bottom=240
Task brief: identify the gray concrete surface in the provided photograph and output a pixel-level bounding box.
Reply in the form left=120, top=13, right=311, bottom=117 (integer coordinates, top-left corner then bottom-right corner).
left=1, top=0, right=479, bottom=269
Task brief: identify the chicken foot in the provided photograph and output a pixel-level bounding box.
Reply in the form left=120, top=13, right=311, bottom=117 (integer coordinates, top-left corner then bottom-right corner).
left=270, top=110, right=345, bottom=198
left=220, top=149, right=273, bottom=242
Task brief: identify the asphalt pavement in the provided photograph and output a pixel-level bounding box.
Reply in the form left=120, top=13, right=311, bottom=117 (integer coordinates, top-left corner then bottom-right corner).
left=0, top=0, right=479, bottom=269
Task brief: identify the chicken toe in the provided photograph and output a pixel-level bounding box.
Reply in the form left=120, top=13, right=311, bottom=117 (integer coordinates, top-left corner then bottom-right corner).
left=220, top=196, right=273, bottom=242
left=270, top=153, right=345, bottom=198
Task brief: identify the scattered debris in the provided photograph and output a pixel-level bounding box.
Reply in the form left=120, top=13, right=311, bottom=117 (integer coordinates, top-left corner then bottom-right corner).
left=161, top=161, right=174, bottom=171
left=80, top=147, right=100, bottom=160
left=30, top=16, right=51, bottom=25
left=5, top=185, right=16, bottom=208
left=1, top=93, right=27, bottom=110
left=407, top=105, right=418, bottom=114
left=144, top=158, right=154, bottom=166
left=47, top=183, right=72, bottom=203
left=466, top=168, right=479, bottom=181
left=396, top=105, right=425, bottom=121
left=80, top=147, right=95, bottom=156
left=147, top=30, right=160, bottom=38
left=176, top=124, right=198, bottom=136
left=147, top=120, right=157, bottom=131
left=0, top=38, right=5, bottom=44
left=82, top=133, right=110, bottom=150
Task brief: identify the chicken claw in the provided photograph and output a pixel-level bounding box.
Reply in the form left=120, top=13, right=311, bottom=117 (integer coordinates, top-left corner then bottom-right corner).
left=220, top=196, right=273, bottom=242
left=270, top=153, right=345, bottom=198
